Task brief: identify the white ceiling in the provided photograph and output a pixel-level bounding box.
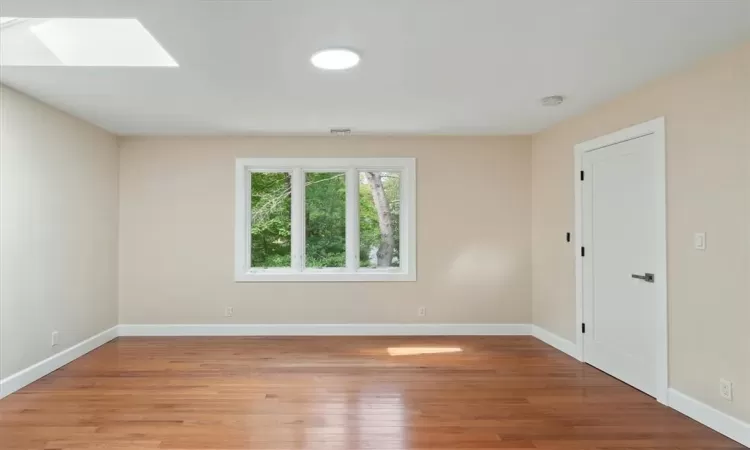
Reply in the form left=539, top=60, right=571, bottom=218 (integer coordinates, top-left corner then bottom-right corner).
left=1, top=0, right=749, bottom=136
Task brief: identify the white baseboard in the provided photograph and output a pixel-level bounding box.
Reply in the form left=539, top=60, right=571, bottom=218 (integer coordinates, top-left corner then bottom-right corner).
left=0, top=325, right=118, bottom=399
left=668, top=388, right=749, bottom=447
left=531, top=325, right=580, bottom=360
left=118, top=323, right=532, bottom=337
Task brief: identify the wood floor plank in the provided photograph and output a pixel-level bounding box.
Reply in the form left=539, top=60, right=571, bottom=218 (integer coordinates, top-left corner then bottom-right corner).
left=0, top=336, right=743, bottom=449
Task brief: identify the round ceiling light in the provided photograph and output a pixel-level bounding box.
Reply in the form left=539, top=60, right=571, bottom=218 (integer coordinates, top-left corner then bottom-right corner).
left=311, top=48, right=360, bottom=70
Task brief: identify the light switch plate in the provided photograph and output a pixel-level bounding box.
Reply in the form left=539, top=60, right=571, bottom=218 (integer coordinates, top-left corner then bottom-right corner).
left=694, top=232, right=706, bottom=250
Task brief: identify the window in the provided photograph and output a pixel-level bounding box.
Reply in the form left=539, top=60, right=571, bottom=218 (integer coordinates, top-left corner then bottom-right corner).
left=235, top=158, right=416, bottom=281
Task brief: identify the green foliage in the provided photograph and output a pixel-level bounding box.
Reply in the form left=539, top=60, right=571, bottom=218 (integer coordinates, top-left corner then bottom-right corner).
left=305, top=173, right=346, bottom=268
left=250, top=172, right=292, bottom=268
left=249, top=171, right=400, bottom=269
left=359, top=173, right=400, bottom=268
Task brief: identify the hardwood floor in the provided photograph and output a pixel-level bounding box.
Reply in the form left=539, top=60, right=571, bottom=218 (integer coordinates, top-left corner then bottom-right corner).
left=0, top=336, right=743, bottom=449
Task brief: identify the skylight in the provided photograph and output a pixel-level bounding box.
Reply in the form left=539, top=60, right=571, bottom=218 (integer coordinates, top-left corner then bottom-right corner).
left=5, top=18, right=178, bottom=67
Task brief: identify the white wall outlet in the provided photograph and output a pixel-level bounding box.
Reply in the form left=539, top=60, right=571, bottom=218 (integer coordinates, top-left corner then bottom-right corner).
left=694, top=232, right=706, bottom=250
left=719, top=378, right=733, bottom=401
left=51, top=331, right=59, bottom=347
left=418, top=306, right=427, bottom=317
left=224, top=306, right=234, bottom=317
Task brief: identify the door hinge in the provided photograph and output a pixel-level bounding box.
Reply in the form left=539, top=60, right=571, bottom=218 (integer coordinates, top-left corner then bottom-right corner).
left=582, top=323, right=586, bottom=334
left=581, top=247, right=585, bottom=257
left=580, top=170, right=585, bottom=181
left=566, top=232, right=571, bottom=242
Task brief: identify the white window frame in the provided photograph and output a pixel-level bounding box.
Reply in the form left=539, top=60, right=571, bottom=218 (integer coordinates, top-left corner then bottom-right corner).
left=235, top=157, right=416, bottom=282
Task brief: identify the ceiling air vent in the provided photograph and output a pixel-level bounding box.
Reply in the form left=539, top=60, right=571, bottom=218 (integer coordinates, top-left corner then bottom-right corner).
left=330, top=128, right=352, bottom=136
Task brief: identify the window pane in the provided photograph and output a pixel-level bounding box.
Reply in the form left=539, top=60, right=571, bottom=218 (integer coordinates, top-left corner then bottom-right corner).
left=359, top=172, right=401, bottom=268
left=306, top=172, right=346, bottom=268
left=250, top=172, right=292, bottom=268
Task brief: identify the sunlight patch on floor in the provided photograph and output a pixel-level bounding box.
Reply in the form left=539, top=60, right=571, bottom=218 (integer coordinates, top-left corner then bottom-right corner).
left=387, top=347, right=463, bottom=356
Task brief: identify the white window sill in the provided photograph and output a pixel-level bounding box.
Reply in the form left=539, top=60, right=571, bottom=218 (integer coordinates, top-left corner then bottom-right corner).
left=235, top=270, right=416, bottom=282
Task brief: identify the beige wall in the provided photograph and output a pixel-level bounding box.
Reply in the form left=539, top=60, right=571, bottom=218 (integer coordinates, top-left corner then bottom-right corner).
left=531, top=43, right=750, bottom=422
left=0, top=86, right=119, bottom=379
left=118, top=136, right=532, bottom=325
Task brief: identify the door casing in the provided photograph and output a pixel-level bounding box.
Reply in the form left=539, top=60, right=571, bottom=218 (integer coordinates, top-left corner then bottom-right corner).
left=573, top=117, right=668, bottom=404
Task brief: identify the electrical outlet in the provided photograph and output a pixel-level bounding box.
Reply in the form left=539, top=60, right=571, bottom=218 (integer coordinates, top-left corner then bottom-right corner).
left=418, top=306, right=427, bottom=317
left=224, top=306, right=234, bottom=317
left=51, top=331, right=59, bottom=347
left=719, top=378, right=733, bottom=401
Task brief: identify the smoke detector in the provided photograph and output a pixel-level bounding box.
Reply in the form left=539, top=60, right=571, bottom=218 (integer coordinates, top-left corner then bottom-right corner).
left=541, top=95, right=565, bottom=106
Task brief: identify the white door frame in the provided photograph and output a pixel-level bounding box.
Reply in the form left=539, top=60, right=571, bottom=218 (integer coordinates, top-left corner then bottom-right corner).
left=573, top=117, right=669, bottom=405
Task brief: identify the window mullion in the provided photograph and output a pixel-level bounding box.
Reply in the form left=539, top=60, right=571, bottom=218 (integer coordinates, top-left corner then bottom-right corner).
left=244, top=169, right=252, bottom=271
left=291, top=168, right=306, bottom=271
left=346, top=168, right=359, bottom=272
left=400, top=167, right=410, bottom=273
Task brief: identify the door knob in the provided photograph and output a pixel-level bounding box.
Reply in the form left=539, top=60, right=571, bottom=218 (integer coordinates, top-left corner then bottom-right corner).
left=631, top=273, right=655, bottom=283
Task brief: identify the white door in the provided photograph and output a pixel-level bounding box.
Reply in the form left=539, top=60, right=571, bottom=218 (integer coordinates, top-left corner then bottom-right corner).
left=581, top=133, right=661, bottom=397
